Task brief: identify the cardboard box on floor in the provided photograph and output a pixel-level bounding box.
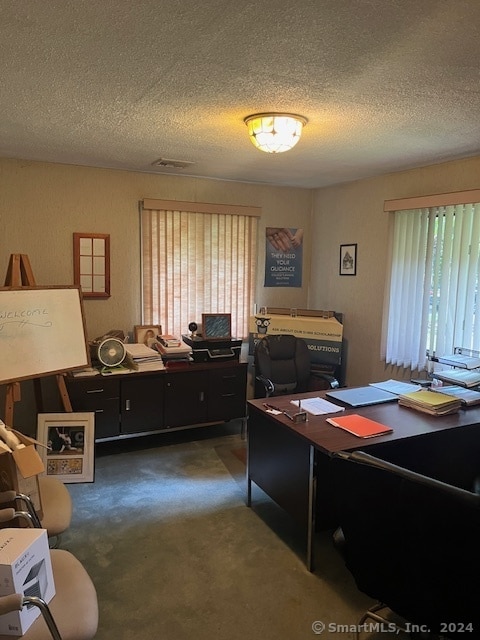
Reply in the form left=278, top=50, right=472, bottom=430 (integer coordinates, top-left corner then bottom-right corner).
left=0, top=528, right=55, bottom=635
left=0, top=428, right=45, bottom=520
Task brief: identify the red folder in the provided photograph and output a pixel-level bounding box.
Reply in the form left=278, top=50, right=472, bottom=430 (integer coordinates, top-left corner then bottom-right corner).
left=326, top=414, right=393, bottom=438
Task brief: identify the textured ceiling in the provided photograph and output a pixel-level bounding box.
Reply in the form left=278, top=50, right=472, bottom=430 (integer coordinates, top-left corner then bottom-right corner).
left=1, top=0, right=480, bottom=189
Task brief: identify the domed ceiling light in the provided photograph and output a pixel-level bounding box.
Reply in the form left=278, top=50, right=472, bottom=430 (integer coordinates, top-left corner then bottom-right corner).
left=244, top=113, right=307, bottom=153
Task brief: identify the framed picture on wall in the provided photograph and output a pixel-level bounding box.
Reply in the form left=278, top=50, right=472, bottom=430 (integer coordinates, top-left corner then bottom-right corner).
left=37, top=412, right=95, bottom=483
left=73, top=233, right=111, bottom=298
left=339, top=243, right=357, bottom=276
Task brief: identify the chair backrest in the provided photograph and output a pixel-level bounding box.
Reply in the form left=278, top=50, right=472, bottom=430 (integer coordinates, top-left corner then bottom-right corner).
left=254, top=334, right=311, bottom=396
left=331, top=450, right=480, bottom=637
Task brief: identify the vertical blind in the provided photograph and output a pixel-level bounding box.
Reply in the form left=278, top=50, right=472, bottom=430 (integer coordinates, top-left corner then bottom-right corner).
left=140, top=200, right=259, bottom=339
left=385, top=202, right=480, bottom=370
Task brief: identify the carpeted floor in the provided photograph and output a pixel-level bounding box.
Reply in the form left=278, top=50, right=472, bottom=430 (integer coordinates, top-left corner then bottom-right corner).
left=62, top=422, right=408, bottom=640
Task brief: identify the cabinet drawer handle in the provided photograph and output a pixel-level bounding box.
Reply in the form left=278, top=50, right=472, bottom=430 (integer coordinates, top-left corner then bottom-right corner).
left=125, top=399, right=131, bottom=411
left=221, top=393, right=235, bottom=398
left=87, top=388, right=104, bottom=394
left=199, top=391, right=205, bottom=402
left=94, top=409, right=104, bottom=414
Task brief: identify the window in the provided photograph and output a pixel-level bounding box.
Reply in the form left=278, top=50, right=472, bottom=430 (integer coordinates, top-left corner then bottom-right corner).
left=384, top=195, right=480, bottom=371
left=140, top=199, right=259, bottom=339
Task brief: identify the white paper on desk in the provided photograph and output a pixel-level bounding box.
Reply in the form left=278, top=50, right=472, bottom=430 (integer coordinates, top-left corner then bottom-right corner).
left=369, top=379, right=421, bottom=395
left=290, top=397, right=345, bottom=415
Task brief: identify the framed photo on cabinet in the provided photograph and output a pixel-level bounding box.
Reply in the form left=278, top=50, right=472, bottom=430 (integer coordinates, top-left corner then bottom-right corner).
left=339, top=243, right=357, bottom=276
left=134, top=324, right=162, bottom=346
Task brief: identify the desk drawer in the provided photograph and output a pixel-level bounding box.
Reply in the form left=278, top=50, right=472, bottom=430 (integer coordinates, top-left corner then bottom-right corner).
left=208, top=365, right=247, bottom=421
left=66, top=378, right=120, bottom=439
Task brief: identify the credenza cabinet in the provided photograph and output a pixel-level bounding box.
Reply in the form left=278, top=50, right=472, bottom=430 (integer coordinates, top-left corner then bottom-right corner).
left=66, top=361, right=247, bottom=441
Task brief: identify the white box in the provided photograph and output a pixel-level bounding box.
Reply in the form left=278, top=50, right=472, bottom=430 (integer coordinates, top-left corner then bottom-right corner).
left=0, top=528, right=55, bottom=636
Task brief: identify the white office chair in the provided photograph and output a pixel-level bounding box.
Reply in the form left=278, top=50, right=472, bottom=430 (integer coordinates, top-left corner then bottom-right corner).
left=1, top=476, right=72, bottom=548
left=0, top=509, right=98, bottom=640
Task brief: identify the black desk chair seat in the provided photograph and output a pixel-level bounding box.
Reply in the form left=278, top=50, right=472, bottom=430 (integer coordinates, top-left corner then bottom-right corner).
left=331, top=450, right=480, bottom=640
left=254, top=334, right=338, bottom=398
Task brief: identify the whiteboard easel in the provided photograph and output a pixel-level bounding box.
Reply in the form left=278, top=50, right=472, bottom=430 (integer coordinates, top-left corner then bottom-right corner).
left=1, top=254, right=89, bottom=424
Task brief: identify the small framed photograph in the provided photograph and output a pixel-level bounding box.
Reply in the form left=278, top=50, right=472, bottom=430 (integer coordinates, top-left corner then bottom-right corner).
left=339, top=243, right=357, bottom=276
left=201, top=313, right=232, bottom=339
left=37, top=412, right=95, bottom=483
left=134, top=324, right=162, bottom=346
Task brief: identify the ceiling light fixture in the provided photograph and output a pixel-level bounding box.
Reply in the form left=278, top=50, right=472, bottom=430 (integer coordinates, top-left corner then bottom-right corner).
left=244, top=112, right=308, bottom=153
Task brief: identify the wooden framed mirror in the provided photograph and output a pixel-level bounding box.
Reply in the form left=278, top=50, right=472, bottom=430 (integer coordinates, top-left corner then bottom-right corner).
left=73, top=233, right=110, bottom=298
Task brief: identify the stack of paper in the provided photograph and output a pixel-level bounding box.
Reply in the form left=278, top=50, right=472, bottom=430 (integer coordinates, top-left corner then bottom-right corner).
left=158, top=334, right=182, bottom=348
left=154, top=339, right=192, bottom=361
left=436, top=354, right=480, bottom=369
left=398, top=389, right=461, bottom=415
left=124, top=343, right=165, bottom=372
left=369, top=379, right=422, bottom=395
left=432, top=368, right=480, bottom=388
left=429, top=385, right=480, bottom=407
left=290, top=397, right=345, bottom=415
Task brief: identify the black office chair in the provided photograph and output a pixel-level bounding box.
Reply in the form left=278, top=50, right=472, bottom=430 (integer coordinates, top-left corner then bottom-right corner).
left=330, top=450, right=480, bottom=639
left=253, top=334, right=338, bottom=398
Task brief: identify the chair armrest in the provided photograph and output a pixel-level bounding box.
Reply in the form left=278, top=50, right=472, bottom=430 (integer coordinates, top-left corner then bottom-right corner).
left=310, top=371, right=340, bottom=389
left=0, top=507, right=36, bottom=527
left=0, top=594, right=62, bottom=640
left=0, top=490, right=18, bottom=504
left=14, top=492, right=43, bottom=528
left=255, top=375, right=275, bottom=397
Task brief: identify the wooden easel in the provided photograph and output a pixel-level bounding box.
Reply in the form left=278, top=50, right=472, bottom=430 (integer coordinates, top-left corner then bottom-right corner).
left=3, top=253, right=72, bottom=425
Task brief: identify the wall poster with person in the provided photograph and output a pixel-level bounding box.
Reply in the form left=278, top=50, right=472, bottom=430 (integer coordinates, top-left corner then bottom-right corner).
left=264, top=227, right=303, bottom=287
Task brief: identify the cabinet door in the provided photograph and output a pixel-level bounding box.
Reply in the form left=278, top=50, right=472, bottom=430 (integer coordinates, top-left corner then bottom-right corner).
left=164, top=371, right=208, bottom=428
left=208, top=364, right=247, bottom=422
left=66, top=378, right=120, bottom=440
left=121, top=376, right=164, bottom=434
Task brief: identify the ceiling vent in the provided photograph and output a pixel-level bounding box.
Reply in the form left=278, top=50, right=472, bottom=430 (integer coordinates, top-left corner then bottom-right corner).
left=151, top=158, right=196, bottom=169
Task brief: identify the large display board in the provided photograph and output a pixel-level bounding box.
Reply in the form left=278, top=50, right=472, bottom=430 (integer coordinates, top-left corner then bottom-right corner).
left=0, top=286, right=89, bottom=384
left=248, top=312, right=343, bottom=366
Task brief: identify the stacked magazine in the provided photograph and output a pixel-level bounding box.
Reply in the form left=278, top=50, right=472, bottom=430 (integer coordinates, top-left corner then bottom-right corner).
left=429, top=385, right=480, bottom=407
left=124, top=343, right=165, bottom=372
left=154, top=336, right=192, bottom=363
left=433, top=368, right=480, bottom=388
left=398, top=389, right=461, bottom=416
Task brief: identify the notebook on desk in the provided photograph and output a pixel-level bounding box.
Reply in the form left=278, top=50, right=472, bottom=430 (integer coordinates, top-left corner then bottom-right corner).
left=326, top=386, right=398, bottom=407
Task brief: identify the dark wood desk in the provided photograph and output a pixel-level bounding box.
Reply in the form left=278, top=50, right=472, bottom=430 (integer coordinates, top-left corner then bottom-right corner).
left=246, top=391, right=480, bottom=572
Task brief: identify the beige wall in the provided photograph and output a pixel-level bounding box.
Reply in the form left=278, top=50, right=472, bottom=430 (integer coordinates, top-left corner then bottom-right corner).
left=0, top=158, right=314, bottom=429
left=310, top=155, right=480, bottom=386
left=0, top=158, right=313, bottom=341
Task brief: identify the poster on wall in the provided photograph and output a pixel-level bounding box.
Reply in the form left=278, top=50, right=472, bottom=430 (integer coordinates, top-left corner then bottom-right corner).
left=264, top=227, right=303, bottom=287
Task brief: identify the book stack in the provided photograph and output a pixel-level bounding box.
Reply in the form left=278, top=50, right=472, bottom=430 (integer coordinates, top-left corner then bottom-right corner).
left=436, top=353, right=480, bottom=369
left=429, top=385, right=480, bottom=407
left=124, top=343, right=165, bottom=372
left=432, top=368, right=480, bottom=388
left=155, top=335, right=192, bottom=363
left=398, top=389, right=461, bottom=416
left=157, top=334, right=182, bottom=348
